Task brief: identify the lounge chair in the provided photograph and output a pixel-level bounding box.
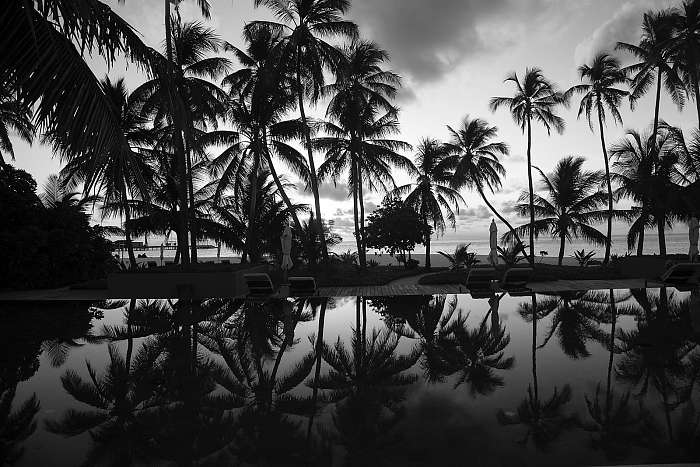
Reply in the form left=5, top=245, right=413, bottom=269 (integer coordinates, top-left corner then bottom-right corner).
left=651, top=262, right=700, bottom=289
left=466, top=268, right=497, bottom=297
left=244, top=273, right=275, bottom=297
left=500, top=267, right=533, bottom=293
left=289, top=276, right=317, bottom=296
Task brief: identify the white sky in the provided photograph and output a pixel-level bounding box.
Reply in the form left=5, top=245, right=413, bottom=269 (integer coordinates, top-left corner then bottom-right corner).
left=10, top=0, right=695, bottom=243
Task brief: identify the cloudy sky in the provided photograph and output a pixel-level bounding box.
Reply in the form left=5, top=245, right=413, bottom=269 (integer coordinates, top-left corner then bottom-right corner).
left=11, top=0, right=695, bottom=244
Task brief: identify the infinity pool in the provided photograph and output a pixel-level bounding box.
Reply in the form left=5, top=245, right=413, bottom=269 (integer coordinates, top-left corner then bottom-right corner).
left=1, top=288, right=699, bottom=466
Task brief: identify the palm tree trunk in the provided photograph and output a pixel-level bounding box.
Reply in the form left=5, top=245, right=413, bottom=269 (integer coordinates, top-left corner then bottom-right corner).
left=597, top=102, right=613, bottom=264
left=605, top=289, right=617, bottom=418
left=657, top=214, right=667, bottom=257
left=424, top=215, right=431, bottom=269
left=694, top=73, right=700, bottom=129
left=186, top=141, right=197, bottom=263
left=262, top=130, right=302, bottom=232
left=637, top=226, right=645, bottom=256
left=558, top=233, right=566, bottom=266
left=526, top=116, right=536, bottom=266
left=122, top=185, right=137, bottom=270
left=126, top=298, right=135, bottom=369
left=651, top=67, right=663, bottom=159
left=306, top=300, right=327, bottom=443
left=295, top=54, right=328, bottom=261
left=531, top=294, right=539, bottom=402
left=352, top=172, right=364, bottom=268
left=244, top=154, right=260, bottom=263
left=476, top=184, right=528, bottom=261
left=358, top=166, right=367, bottom=266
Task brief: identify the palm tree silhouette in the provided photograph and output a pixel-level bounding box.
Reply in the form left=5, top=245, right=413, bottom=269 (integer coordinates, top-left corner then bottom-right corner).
left=0, top=387, right=39, bottom=466
left=490, top=68, right=567, bottom=264
left=617, top=10, right=685, bottom=156
left=505, top=156, right=608, bottom=265
left=611, top=129, right=679, bottom=256
left=60, top=77, right=157, bottom=268
left=390, top=139, right=464, bottom=269
left=565, top=53, right=629, bottom=263
left=0, top=82, right=34, bottom=165
left=442, top=116, right=527, bottom=259
left=668, top=1, right=700, bottom=127
left=249, top=0, right=359, bottom=261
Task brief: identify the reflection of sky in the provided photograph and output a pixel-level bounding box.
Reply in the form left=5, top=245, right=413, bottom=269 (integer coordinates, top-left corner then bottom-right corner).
left=7, top=288, right=700, bottom=466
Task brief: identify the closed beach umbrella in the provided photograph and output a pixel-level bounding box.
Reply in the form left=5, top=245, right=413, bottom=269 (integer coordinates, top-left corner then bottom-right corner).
left=159, top=243, right=164, bottom=266
left=281, top=225, right=293, bottom=271
left=689, top=217, right=699, bottom=262
left=217, top=240, right=221, bottom=260
left=489, top=219, right=499, bottom=266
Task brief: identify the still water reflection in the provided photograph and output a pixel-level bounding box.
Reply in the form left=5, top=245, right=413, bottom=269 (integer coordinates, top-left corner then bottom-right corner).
left=1, top=288, right=699, bottom=466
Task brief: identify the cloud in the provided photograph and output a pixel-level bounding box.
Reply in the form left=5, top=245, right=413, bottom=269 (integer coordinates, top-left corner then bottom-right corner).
left=317, top=182, right=350, bottom=202
left=457, top=206, right=491, bottom=220
left=350, top=0, right=510, bottom=83
left=573, top=0, right=676, bottom=65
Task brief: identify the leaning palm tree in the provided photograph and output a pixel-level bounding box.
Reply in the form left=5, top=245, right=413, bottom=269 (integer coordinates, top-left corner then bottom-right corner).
left=442, top=116, right=527, bottom=259
left=250, top=0, right=359, bottom=261
left=505, top=157, right=608, bottom=265
left=0, top=82, right=34, bottom=165
left=668, top=1, right=700, bottom=127
left=490, top=68, right=567, bottom=264
left=611, top=129, right=678, bottom=256
left=60, top=77, right=156, bottom=269
left=390, top=139, right=463, bottom=268
left=565, top=53, right=629, bottom=263
left=316, top=105, right=414, bottom=268
left=617, top=10, right=685, bottom=154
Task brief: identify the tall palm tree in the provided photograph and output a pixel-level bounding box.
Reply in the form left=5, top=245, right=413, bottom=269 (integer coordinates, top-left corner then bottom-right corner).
left=490, top=68, right=567, bottom=264
left=668, top=0, right=700, bottom=127
left=390, top=139, right=463, bottom=268
left=505, top=156, right=608, bottom=265
left=617, top=10, right=685, bottom=155
left=442, top=116, right=527, bottom=260
left=1, top=1, right=151, bottom=165
left=566, top=53, right=629, bottom=263
left=0, top=83, right=34, bottom=165
left=611, top=129, right=678, bottom=256
left=61, top=77, right=156, bottom=269
left=316, top=106, right=413, bottom=268
left=250, top=0, right=360, bottom=261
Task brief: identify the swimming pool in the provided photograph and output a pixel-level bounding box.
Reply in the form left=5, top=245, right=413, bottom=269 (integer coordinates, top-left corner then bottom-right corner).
left=1, top=288, right=699, bottom=466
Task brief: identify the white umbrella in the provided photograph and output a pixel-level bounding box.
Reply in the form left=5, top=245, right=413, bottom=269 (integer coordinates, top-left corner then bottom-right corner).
left=281, top=225, right=293, bottom=271
left=689, top=217, right=699, bottom=262
left=488, top=219, right=499, bottom=266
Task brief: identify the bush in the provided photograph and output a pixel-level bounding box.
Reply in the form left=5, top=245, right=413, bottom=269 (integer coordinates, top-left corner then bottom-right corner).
left=0, top=165, right=117, bottom=289
left=405, top=258, right=419, bottom=269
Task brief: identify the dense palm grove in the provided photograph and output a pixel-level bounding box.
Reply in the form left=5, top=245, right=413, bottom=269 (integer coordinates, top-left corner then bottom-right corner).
left=1, top=0, right=700, bottom=271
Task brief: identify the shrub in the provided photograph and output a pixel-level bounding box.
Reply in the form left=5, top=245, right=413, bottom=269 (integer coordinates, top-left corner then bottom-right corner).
left=405, top=258, right=419, bottom=269
left=572, top=249, right=596, bottom=267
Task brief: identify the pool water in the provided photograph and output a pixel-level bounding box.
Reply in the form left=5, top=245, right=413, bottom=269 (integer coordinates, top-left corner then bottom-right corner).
left=1, top=288, right=699, bottom=466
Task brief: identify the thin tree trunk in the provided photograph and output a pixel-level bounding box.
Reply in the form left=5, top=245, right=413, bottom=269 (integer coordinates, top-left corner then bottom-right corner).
left=126, top=298, right=135, bottom=369
left=295, top=54, right=328, bottom=261
left=306, top=300, right=327, bottom=443
left=651, top=67, right=663, bottom=159
left=186, top=141, right=197, bottom=263
left=122, top=184, right=137, bottom=270
left=605, top=289, right=617, bottom=418
left=424, top=216, right=431, bottom=269
left=694, top=75, right=700, bottom=130
left=244, top=154, right=260, bottom=263
left=637, top=227, right=645, bottom=257
left=477, top=184, right=528, bottom=261
left=597, top=102, right=613, bottom=264
left=526, top=116, right=536, bottom=266
left=352, top=165, right=364, bottom=267
left=558, top=233, right=566, bottom=266
left=657, top=215, right=667, bottom=257
left=531, top=294, right=539, bottom=402
left=358, top=166, right=367, bottom=266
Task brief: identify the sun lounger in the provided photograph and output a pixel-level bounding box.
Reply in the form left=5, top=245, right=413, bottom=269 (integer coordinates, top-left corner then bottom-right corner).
left=289, top=276, right=317, bottom=296
left=466, top=268, right=497, bottom=297
left=244, top=273, right=275, bottom=297
left=500, top=267, right=533, bottom=293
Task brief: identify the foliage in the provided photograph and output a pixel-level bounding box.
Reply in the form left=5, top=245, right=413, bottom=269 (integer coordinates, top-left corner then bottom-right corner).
left=0, top=165, right=116, bottom=289
left=498, top=243, right=529, bottom=267
left=573, top=249, right=597, bottom=267
left=363, top=199, right=430, bottom=263
left=438, top=243, right=479, bottom=270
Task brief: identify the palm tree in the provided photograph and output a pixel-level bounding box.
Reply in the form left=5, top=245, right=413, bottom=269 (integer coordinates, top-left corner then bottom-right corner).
left=442, top=116, right=527, bottom=259
left=505, top=156, right=608, bottom=265
left=668, top=1, right=700, bottom=127
left=390, top=139, right=463, bottom=268
left=60, top=77, right=156, bottom=269
left=250, top=0, right=359, bottom=261
left=611, top=129, right=678, bottom=256
left=0, top=82, right=34, bottom=165
left=0, top=387, right=39, bottom=466
left=316, top=106, right=413, bottom=268
left=490, top=68, right=567, bottom=264
left=566, top=53, right=629, bottom=263
left=617, top=10, right=685, bottom=155
left=1, top=1, right=151, bottom=165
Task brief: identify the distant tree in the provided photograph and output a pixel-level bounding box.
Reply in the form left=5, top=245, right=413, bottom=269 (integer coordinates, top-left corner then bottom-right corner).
left=363, top=199, right=429, bottom=266
left=565, top=53, right=629, bottom=263
left=490, top=68, right=567, bottom=264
